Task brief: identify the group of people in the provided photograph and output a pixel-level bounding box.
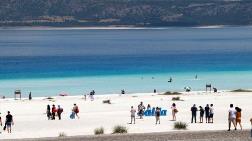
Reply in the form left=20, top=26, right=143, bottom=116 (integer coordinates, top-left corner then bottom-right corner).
left=46, top=104, right=64, bottom=120
left=0, top=111, right=14, bottom=134
left=84, top=90, right=95, bottom=101
left=130, top=102, right=162, bottom=125
left=228, top=104, right=242, bottom=131
left=191, top=104, right=214, bottom=123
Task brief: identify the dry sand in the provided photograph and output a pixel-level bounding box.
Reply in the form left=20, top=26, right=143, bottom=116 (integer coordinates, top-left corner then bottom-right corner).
left=0, top=91, right=252, bottom=139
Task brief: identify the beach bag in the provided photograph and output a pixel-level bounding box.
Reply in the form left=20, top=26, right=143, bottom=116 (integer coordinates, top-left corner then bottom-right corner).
left=3, top=125, right=6, bottom=131
left=174, top=109, right=178, bottom=113
left=70, top=112, right=75, bottom=119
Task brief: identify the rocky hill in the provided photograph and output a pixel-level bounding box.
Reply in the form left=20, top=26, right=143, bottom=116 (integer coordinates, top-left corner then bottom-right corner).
left=0, top=0, right=252, bottom=27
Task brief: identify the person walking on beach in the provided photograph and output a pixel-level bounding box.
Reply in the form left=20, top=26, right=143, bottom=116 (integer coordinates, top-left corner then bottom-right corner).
left=228, top=104, right=237, bottom=131
left=199, top=106, right=204, bottom=123
left=130, top=106, right=136, bottom=124
left=171, top=103, right=178, bottom=121
left=57, top=105, right=63, bottom=120
left=138, top=102, right=145, bottom=119
left=205, top=104, right=210, bottom=123
left=235, top=107, right=242, bottom=130
left=155, top=107, right=161, bottom=124
left=5, top=111, right=14, bottom=133
left=51, top=104, right=57, bottom=120
left=209, top=104, right=214, bottom=123
left=191, top=104, right=197, bottom=123
left=72, top=104, right=80, bottom=119
left=46, top=104, right=51, bottom=120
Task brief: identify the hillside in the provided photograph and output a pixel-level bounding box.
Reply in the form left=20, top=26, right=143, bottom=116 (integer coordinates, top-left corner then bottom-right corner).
left=0, top=0, right=252, bottom=27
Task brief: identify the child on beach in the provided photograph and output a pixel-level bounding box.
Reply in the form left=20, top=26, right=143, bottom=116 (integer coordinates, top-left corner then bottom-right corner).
left=235, top=107, right=242, bottom=130
left=171, top=103, right=177, bottom=121
left=205, top=104, right=210, bottom=123
left=130, top=106, right=136, bottom=124
left=155, top=107, right=161, bottom=124
left=228, top=104, right=237, bottom=131
left=199, top=106, right=204, bottom=123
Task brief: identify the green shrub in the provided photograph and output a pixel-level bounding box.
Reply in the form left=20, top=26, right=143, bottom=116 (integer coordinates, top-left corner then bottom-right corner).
left=94, top=127, right=104, bottom=135
left=112, top=125, right=128, bottom=134
left=174, top=122, right=188, bottom=130
left=159, top=91, right=182, bottom=95
left=231, top=89, right=252, bottom=92
left=172, top=96, right=181, bottom=101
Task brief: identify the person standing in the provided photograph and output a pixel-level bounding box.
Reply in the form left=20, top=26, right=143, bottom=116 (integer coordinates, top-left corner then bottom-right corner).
left=5, top=111, right=14, bottom=133
left=51, top=104, right=57, bottom=120
left=0, top=113, right=2, bottom=134
left=57, top=105, right=63, bottom=120
left=209, top=104, right=214, bottom=123
left=130, top=106, right=136, bottom=124
left=72, top=104, right=80, bottom=119
left=138, top=102, right=145, bottom=119
left=199, top=106, right=204, bottom=123
left=46, top=104, right=51, bottom=120
left=155, top=107, right=161, bottom=124
left=228, top=104, right=237, bottom=131
left=171, top=103, right=177, bottom=121
left=191, top=104, right=197, bottom=123
left=235, top=107, right=242, bottom=130
left=205, top=104, right=210, bottom=123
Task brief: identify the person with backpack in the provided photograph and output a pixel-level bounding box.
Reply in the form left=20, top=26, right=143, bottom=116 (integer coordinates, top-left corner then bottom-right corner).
left=57, top=105, right=63, bottom=120
left=72, top=104, right=79, bottom=119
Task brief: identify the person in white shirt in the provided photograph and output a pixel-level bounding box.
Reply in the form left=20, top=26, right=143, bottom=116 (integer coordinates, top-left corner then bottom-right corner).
left=130, top=106, right=136, bottom=124
left=228, top=104, right=237, bottom=131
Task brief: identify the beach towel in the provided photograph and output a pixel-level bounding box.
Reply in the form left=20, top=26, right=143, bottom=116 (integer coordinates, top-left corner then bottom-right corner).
left=70, top=112, right=75, bottom=119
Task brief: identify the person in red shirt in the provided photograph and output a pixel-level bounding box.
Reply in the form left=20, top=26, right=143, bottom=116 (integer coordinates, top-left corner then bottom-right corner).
left=51, top=104, right=57, bottom=120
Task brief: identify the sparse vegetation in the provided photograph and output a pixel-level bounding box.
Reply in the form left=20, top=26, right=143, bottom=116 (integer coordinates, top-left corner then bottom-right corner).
left=102, top=99, right=111, bottom=104
left=58, top=132, right=67, bottom=137
left=174, top=122, right=188, bottom=130
left=112, top=125, right=128, bottom=134
left=172, top=96, right=183, bottom=101
left=230, top=89, right=252, bottom=92
left=94, top=127, right=104, bottom=135
left=159, top=91, right=182, bottom=95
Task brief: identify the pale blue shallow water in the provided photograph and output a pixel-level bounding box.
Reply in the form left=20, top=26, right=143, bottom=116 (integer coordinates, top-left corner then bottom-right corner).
left=0, top=27, right=252, bottom=97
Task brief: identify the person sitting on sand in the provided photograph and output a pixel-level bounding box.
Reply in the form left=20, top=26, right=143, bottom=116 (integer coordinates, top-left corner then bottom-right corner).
left=155, top=107, right=161, bottom=124
left=228, top=104, right=237, bottom=131
left=199, top=106, right=204, bottom=123
left=46, top=104, right=51, bottom=120
left=191, top=104, right=197, bottom=123
left=235, top=107, right=242, bottom=130
left=57, top=105, right=63, bottom=120
left=72, top=104, right=80, bottom=119
left=205, top=104, right=210, bottom=123
left=147, top=104, right=151, bottom=110
left=5, top=111, right=14, bottom=133
left=138, top=102, right=145, bottom=119
left=209, top=104, right=214, bottom=123
left=171, top=103, right=177, bottom=121
left=130, top=106, right=136, bottom=124
left=51, top=104, right=57, bottom=120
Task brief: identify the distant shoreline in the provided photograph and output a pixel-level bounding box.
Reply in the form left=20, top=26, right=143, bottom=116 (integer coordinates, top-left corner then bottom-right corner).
left=0, top=25, right=251, bottom=30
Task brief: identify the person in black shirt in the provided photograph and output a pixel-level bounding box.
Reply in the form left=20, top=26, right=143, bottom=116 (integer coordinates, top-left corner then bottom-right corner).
left=205, top=104, right=210, bottom=123
left=5, top=111, right=14, bottom=133
left=191, top=104, right=198, bottom=123
left=199, top=106, right=204, bottom=123
left=155, top=107, right=161, bottom=124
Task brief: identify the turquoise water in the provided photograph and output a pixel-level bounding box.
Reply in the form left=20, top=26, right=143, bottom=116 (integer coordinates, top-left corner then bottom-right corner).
left=0, top=27, right=252, bottom=97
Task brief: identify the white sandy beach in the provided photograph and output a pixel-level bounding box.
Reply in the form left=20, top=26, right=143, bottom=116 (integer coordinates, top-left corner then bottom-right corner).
left=0, top=91, right=252, bottom=139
